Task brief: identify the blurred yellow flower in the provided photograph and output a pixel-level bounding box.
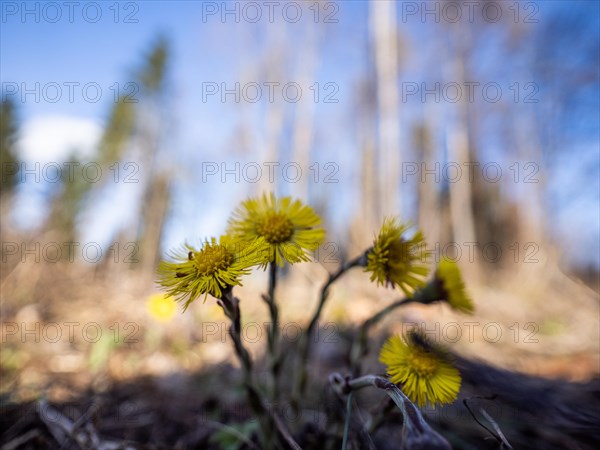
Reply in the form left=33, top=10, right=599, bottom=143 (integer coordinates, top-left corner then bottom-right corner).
left=228, top=193, right=325, bottom=267
left=147, top=293, right=177, bottom=322
left=379, top=332, right=461, bottom=407
left=365, top=217, right=429, bottom=296
left=157, top=235, right=267, bottom=310
left=436, top=258, right=474, bottom=314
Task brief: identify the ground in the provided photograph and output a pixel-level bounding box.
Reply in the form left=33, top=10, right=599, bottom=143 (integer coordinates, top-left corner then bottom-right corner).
left=1, top=256, right=598, bottom=449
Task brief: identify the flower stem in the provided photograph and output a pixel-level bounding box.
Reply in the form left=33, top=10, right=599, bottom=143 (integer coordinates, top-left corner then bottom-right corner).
left=220, top=289, right=274, bottom=448
left=349, top=297, right=415, bottom=377
left=292, top=252, right=368, bottom=408
left=329, top=373, right=451, bottom=449
left=341, top=391, right=354, bottom=450
left=220, top=290, right=253, bottom=375
left=263, top=261, right=280, bottom=403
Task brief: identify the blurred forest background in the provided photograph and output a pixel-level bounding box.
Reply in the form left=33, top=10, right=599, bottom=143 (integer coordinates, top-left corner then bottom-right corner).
left=1, top=0, right=599, bottom=441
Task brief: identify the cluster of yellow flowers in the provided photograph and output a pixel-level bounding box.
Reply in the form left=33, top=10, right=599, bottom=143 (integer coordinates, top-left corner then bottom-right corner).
left=156, top=193, right=474, bottom=408
left=157, top=193, right=325, bottom=308
left=366, top=217, right=472, bottom=406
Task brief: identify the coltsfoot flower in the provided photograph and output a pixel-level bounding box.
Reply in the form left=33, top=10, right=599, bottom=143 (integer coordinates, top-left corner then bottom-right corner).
left=365, top=217, right=429, bottom=296
left=157, top=235, right=267, bottom=309
left=228, top=193, right=325, bottom=266
left=147, top=293, right=177, bottom=322
left=379, top=332, right=461, bottom=407
left=435, top=257, right=474, bottom=314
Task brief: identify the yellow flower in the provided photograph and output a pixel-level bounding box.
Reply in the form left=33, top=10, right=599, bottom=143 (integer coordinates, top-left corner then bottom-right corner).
left=157, top=235, right=267, bottom=309
left=228, top=193, right=325, bottom=267
left=379, top=332, right=461, bottom=407
left=147, top=293, right=177, bottom=322
left=365, top=217, right=429, bottom=296
left=436, top=258, right=474, bottom=314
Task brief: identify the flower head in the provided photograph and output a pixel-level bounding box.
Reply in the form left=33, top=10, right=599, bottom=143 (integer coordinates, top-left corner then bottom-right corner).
left=365, top=217, right=429, bottom=296
left=435, top=258, right=474, bottom=314
left=157, top=235, right=267, bottom=309
left=228, top=193, right=325, bottom=267
left=379, top=332, right=461, bottom=407
left=147, top=293, right=177, bottom=322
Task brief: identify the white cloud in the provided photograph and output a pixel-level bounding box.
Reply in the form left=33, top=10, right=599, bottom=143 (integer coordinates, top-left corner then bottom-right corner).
left=10, top=115, right=103, bottom=231
left=16, top=115, right=102, bottom=164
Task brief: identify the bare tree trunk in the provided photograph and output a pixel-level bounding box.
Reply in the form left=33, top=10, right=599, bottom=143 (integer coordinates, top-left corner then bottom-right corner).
left=371, top=0, right=401, bottom=218
left=444, top=27, right=479, bottom=279
left=349, top=59, right=378, bottom=253
left=258, top=27, right=286, bottom=196
left=513, top=111, right=554, bottom=265
left=133, top=83, right=174, bottom=282
left=415, top=120, right=441, bottom=247
left=291, top=25, right=318, bottom=202
left=349, top=108, right=378, bottom=252
left=138, top=172, right=170, bottom=278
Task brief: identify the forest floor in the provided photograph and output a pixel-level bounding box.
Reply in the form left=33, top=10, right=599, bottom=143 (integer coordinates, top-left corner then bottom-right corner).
left=1, top=255, right=599, bottom=449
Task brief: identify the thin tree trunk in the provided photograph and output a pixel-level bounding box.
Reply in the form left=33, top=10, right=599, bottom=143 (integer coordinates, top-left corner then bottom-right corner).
left=350, top=68, right=378, bottom=252
left=371, top=0, right=401, bottom=217
left=444, top=27, right=479, bottom=279
left=291, top=25, right=318, bottom=202
left=415, top=120, right=441, bottom=247
left=259, top=28, right=286, bottom=196
left=513, top=111, right=554, bottom=266
left=138, top=173, right=170, bottom=279
left=134, top=89, right=172, bottom=281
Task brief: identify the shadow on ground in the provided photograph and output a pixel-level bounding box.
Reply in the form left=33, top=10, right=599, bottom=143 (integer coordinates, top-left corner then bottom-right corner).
left=2, top=327, right=599, bottom=450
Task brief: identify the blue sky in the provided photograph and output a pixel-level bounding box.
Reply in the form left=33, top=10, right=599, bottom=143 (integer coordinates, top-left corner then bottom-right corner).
left=1, top=1, right=598, bottom=268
